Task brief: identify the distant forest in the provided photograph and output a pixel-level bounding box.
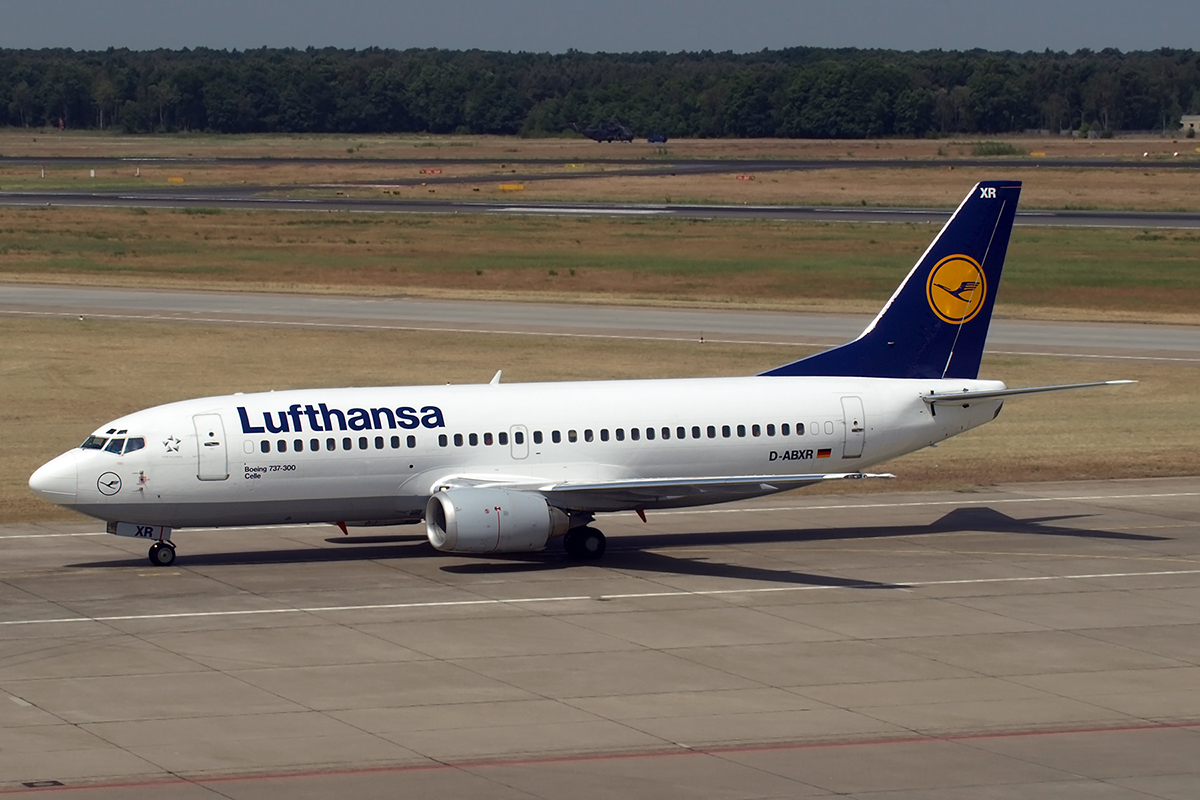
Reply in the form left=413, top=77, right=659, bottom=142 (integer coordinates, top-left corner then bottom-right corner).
left=2, top=47, right=1198, bottom=138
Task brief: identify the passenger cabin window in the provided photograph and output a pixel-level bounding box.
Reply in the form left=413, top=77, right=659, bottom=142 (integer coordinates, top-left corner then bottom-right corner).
left=499, top=432, right=509, bottom=445
left=692, top=426, right=701, bottom=439
left=124, top=437, right=145, bottom=454
left=707, top=426, right=716, bottom=439
left=454, top=434, right=464, bottom=447
left=722, top=425, right=731, bottom=438
left=600, top=429, right=609, bottom=442
left=645, top=427, right=655, bottom=440
left=469, top=433, right=478, bottom=446
left=766, top=424, right=776, bottom=436
left=105, top=438, right=125, bottom=454
left=630, top=428, right=640, bottom=441
left=407, top=435, right=417, bottom=448
left=484, top=432, right=493, bottom=446
left=438, top=434, right=448, bottom=447
left=781, top=423, right=791, bottom=436
left=751, top=425, right=761, bottom=437
left=375, top=436, right=384, bottom=449
left=532, top=431, right=542, bottom=445
left=737, top=425, right=746, bottom=438
left=568, top=430, right=578, bottom=443
left=358, top=437, right=368, bottom=450
left=294, top=439, right=304, bottom=452
left=661, top=427, right=670, bottom=440
left=277, top=440, right=287, bottom=453
left=261, top=441, right=270, bottom=454
left=514, top=431, right=525, bottom=445
left=391, top=436, right=400, bottom=449
left=797, top=423, right=805, bottom=435
left=327, top=438, right=336, bottom=451
left=677, top=427, right=686, bottom=439
left=584, top=429, right=594, bottom=442
left=343, top=438, right=352, bottom=450
left=311, top=438, right=320, bottom=451
left=552, top=430, right=561, bottom=444
left=616, top=428, right=625, bottom=441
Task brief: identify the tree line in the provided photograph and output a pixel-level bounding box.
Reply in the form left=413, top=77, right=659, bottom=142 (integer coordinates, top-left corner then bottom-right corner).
left=2, top=46, right=1197, bottom=138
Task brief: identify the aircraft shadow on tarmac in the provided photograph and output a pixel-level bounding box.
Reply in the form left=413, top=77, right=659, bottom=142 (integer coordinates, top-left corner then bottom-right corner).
left=68, top=506, right=1164, bottom=588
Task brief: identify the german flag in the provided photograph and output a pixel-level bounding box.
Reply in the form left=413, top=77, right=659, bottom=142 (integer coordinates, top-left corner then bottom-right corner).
left=817, top=448, right=832, bottom=458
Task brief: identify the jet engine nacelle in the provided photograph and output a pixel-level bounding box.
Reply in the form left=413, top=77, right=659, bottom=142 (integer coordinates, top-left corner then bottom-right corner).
left=425, top=488, right=570, bottom=554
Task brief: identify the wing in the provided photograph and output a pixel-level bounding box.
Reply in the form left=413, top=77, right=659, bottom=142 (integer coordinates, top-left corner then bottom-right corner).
left=432, top=472, right=894, bottom=512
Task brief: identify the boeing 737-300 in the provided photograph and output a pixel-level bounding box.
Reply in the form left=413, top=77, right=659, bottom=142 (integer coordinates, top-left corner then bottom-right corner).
left=29, top=181, right=1129, bottom=566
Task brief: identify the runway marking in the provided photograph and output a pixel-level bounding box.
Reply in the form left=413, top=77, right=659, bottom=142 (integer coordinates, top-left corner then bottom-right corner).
left=3, top=491, right=1196, bottom=540
left=628, top=491, right=1200, bottom=518
left=4, top=567, right=1200, bottom=627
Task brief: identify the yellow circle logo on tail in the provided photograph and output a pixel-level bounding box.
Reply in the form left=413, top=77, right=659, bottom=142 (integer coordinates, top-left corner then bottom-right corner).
left=926, top=255, right=986, bottom=324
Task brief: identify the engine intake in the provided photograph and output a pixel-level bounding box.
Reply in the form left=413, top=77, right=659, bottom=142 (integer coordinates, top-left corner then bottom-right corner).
left=426, top=488, right=569, bottom=554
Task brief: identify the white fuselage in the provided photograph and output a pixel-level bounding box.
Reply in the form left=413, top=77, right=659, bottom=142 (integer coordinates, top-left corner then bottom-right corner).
left=32, top=375, right=1004, bottom=529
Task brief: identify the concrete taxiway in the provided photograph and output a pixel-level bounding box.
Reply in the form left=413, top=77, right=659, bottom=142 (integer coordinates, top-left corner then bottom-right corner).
left=4, top=284, right=1198, bottom=364
left=2, top=476, right=1199, bottom=797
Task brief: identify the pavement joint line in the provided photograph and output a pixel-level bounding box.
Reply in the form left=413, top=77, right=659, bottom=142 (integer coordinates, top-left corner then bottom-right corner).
left=4, top=569, right=1200, bottom=628
left=5, top=491, right=1197, bottom=540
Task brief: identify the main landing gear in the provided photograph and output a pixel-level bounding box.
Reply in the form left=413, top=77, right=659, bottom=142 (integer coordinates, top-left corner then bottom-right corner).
left=563, top=527, right=606, bottom=560
left=148, top=540, right=176, bottom=567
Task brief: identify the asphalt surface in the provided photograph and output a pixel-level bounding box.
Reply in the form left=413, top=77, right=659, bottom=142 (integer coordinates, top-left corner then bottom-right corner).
left=3, top=284, right=1198, bottom=363
left=3, top=477, right=1199, bottom=797
left=2, top=186, right=1198, bottom=228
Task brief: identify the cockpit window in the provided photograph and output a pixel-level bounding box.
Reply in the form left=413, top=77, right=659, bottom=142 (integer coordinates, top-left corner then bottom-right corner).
left=124, top=438, right=145, bottom=454
left=81, top=436, right=108, bottom=450
left=104, top=438, right=125, bottom=454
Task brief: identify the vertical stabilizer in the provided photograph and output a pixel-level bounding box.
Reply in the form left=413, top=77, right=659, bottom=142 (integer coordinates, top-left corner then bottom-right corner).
left=762, top=181, right=1021, bottom=380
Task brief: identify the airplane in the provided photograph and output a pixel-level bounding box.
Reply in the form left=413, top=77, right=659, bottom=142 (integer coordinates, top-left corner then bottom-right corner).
left=29, top=181, right=1130, bottom=567
left=569, top=121, right=635, bottom=142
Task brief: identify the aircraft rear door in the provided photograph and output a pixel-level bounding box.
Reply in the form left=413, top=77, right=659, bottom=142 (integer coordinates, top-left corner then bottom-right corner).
left=841, top=397, right=865, bottom=459
left=193, top=414, right=230, bottom=480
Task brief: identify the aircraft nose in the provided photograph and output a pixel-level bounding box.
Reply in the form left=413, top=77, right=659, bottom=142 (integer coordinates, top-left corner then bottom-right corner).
left=29, top=451, right=79, bottom=505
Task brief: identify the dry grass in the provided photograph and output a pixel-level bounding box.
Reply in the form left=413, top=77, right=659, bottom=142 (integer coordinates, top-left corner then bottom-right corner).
left=2, top=205, right=1199, bottom=322
left=438, top=166, right=1200, bottom=212
left=2, top=130, right=1197, bottom=163
left=4, top=317, right=1194, bottom=523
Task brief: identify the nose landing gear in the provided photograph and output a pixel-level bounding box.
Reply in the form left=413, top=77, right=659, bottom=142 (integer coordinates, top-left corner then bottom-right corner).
left=148, top=541, right=176, bottom=567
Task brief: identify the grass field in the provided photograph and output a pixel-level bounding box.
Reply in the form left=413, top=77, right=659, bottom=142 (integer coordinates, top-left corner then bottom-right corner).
left=4, top=316, right=1193, bottom=523
left=2, top=129, right=1196, bottom=163
left=1, top=206, right=1198, bottom=322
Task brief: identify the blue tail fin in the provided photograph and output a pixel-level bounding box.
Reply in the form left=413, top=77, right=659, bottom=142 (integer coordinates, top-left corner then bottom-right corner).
left=762, top=180, right=1021, bottom=380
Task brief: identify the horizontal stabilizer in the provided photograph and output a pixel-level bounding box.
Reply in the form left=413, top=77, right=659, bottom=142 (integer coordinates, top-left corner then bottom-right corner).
left=923, top=380, right=1135, bottom=405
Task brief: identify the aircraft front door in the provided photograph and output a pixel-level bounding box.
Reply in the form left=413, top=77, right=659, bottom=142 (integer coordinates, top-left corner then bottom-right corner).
left=193, top=413, right=230, bottom=480
left=841, top=397, right=865, bottom=459
left=510, top=425, right=529, bottom=459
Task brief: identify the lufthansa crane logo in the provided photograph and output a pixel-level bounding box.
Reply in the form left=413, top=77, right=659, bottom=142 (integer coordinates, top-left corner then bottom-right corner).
left=97, top=472, right=122, bottom=496
left=926, top=254, right=987, bottom=325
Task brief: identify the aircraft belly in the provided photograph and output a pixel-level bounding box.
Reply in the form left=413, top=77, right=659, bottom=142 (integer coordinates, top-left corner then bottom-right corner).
left=76, top=494, right=427, bottom=528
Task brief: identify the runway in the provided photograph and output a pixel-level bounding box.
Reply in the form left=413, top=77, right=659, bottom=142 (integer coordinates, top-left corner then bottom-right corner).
left=2, top=186, right=1199, bottom=228
left=3, top=284, right=1198, bottom=363
left=3, top=477, right=1199, bottom=797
